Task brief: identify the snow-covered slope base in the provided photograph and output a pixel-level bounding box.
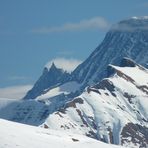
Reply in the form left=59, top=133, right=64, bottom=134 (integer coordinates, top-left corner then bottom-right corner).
left=44, top=58, right=148, bottom=148
left=0, top=98, right=51, bottom=125
left=0, top=119, right=123, bottom=148
left=0, top=81, right=80, bottom=126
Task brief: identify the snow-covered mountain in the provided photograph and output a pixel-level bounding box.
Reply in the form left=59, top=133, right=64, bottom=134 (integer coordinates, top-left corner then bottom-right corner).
left=0, top=58, right=148, bottom=147
left=24, top=16, right=148, bottom=100
left=0, top=119, right=123, bottom=148
left=43, top=58, right=148, bottom=147
left=0, top=16, right=148, bottom=148
left=0, top=98, right=50, bottom=125
left=71, top=16, right=148, bottom=85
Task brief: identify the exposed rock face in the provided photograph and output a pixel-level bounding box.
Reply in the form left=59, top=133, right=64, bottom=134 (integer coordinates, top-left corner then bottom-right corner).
left=121, top=123, right=148, bottom=148
left=24, top=63, right=70, bottom=100
left=71, top=17, right=148, bottom=86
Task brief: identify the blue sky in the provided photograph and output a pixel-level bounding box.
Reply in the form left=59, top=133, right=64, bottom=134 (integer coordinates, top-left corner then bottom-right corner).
left=0, top=0, right=148, bottom=98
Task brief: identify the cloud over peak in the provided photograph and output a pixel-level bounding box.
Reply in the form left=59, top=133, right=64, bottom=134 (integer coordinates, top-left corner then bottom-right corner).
left=32, top=16, right=110, bottom=33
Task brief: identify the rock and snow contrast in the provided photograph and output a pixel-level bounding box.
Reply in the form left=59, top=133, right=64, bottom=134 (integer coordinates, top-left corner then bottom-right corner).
left=0, top=16, right=148, bottom=148
left=0, top=119, right=123, bottom=148
left=0, top=58, right=147, bottom=147
left=43, top=58, right=148, bottom=147
left=24, top=63, right=71, bottom=100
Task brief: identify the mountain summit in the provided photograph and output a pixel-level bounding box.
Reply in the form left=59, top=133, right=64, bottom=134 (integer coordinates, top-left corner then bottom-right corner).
left=71, top=16, right=148, bottom=85
left=24, top=16, right=148, bottom=100
left=112, top=16, right=148, bottom=31
left=24, top=62, right=70, bottom=100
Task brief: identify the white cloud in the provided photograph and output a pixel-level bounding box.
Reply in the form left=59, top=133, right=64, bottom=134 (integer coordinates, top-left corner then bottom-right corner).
left=112, top=19, right=148, bottom=32
left=32, top=16, right=110, bottom=33
left=45, top=58, right=82, bottom=73
left=0, top=85, right=32, bottom=99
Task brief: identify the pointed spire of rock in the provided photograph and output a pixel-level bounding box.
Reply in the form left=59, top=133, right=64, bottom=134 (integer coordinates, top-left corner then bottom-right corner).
left=50, top=62, right=57, bottom=70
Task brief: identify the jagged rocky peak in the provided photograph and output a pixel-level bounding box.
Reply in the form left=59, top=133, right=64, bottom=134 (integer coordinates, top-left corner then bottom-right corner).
left=49, top=62, right=58, bottom=70
left=44, top=62, right=65, bottom=74
left=24, top=16, right=148, bottom=100
left=23, top=62, right=71, bottom=100
left=46, top=62, right=62, bottom=72
left=46, top=62, right=66, bottom=76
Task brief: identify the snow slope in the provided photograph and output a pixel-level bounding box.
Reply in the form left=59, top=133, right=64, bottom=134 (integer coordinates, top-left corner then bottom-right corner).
left=0, top=81, right=81, bottom=126
left=44, top=58, right=148, bottom=148
left=0, top=119, right=123, bottom=148
left=36, top=81, right=81, bottom=101
left=0, top=58, right=147, bottom=147
left=0, top=98, right=51, bottom=125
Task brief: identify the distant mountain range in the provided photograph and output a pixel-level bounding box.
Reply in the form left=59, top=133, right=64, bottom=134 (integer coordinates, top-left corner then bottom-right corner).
left=0, top=16, right=148, bottom=148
